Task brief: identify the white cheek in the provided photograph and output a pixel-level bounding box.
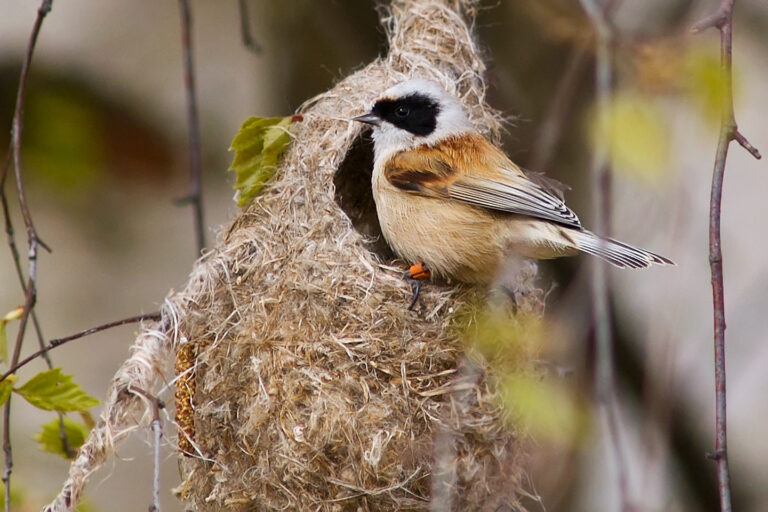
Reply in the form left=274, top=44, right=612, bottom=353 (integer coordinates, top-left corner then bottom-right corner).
left=371, top=124, right=416, bottom=161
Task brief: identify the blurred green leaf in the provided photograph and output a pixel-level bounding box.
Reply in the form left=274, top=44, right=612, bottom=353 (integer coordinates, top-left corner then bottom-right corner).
left=75, top=500, right=99, bottom=512
left=0, top=375, right=17, bottom=407
left=228, top=115, right=300, bottom=206
left=500, top=373, right=587, bottom=445
left=0, top=482, right=24, bottom=508
left=685, top=49, right=726, bottom=123
left=592, top=92, right=670, bottom=182
left=16, top=368, right=99, bottom=412
left=0, top=306, right=24, bottom=363
left=463, top=307, right=544, bottom=368
left=34, top=416, right=91, bottom=459
left=25, top=88, right=103, bottom=192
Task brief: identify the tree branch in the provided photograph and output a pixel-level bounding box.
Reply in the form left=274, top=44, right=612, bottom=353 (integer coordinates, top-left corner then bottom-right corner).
left=0, top=312, right=161, bottom=385
left=122, top=386, right=165, bottom=512
left=1, top=1, right=54, bottom=508
left=177, top=0, right=206, bottom=255
left=692, top=1, right=761, bottom=511
left=579, top=0, right=632, bottom=510
left=1, top=150, right=73, bottom=459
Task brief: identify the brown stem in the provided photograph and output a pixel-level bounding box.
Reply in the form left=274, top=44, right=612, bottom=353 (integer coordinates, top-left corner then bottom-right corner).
left=2, top=1, right=54, bottom=508
left=692, top=1, right=760, bottom=511
left=527, top=44, right=588, bottom=173
left=177, top=0, right=206, bottom=255
left=579, top=0, right=632, bottom=510
left=0, top=312, right=162, bottom=385
left=1, top=150, right=71, bottom=457
left=527, top=0, right=621, bottom=173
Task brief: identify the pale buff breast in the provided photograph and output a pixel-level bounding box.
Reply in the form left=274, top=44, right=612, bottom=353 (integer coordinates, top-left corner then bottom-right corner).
left=372, top=167, right=504, bottom=283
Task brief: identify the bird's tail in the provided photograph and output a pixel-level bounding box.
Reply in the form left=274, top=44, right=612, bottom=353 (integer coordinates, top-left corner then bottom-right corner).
left=568, top=229, right=674, bottom=269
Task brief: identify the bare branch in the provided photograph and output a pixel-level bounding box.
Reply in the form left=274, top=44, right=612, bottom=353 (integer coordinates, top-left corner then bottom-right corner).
left=733, top=130, right=761, bottom=159
left=123, top=386, right=165, bottom=512
left=1, top=1, right=54, bottom=508
left=527, top=45, right=588, bottom=172
left=691, top=4, right=729, bottom=33
left=177, top=0, right=206, bottom=255
left=578, top=0, right=633, bottom=510
left=692, top=0, right=761, bottom=510
left=1, top=149, right=72, bottom=458
left=0, top=312, right=162, bottom=385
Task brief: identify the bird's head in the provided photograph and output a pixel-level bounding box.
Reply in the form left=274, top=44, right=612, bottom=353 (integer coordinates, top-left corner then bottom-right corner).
left=353, top=79, right=473, bottom=159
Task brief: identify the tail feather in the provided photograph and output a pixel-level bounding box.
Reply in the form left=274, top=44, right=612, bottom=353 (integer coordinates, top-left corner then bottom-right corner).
left=568, top=229, right=674, bottom=269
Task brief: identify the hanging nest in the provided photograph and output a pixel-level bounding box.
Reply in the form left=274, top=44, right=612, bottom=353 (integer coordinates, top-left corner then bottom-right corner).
left=44, top=1, right=545, bottom=510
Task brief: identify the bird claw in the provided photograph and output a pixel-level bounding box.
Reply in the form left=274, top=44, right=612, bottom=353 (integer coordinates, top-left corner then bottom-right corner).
left=407, top=279, right=422, bottom=310
left=405, top=261, right=430, bottom=310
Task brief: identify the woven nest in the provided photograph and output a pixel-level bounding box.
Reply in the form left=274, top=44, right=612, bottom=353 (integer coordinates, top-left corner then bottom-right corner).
left=45, top=1, right=545, bottom=511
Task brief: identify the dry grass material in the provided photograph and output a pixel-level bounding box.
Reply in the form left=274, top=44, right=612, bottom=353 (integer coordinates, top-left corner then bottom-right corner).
left=44, top=1, right=544, bottom=510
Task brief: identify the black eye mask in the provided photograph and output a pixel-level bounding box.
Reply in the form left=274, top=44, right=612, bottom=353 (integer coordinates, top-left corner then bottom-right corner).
left=372, top=93, right=441, bottom=137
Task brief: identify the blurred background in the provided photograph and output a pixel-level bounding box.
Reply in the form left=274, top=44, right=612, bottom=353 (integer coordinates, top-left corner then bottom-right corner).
left=0, top=1, right=767, bottom=510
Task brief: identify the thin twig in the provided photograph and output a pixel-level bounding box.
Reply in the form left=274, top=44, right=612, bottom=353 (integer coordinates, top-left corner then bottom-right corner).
left=123, top=386, right=165, bottom=512
left=177, top=0, right=206, bottom=255
left=578, top=0, right=633, bottom=510
left=1, top=150, right=71, bottom=456
left=528, top=0, right=622, bottom=173
left=0, top=312, right=162, bottom=385
left=692, top=2, right=761, bottom=511
left=1, top=155, right=53, bottom=367
left=2, top=1, right=54, bottom=508
left=238, top=0, right=262, bottom=54
left=527, top=44, right=588, bottom=173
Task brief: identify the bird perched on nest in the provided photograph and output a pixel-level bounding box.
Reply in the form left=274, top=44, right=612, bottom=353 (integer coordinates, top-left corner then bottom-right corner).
left=353, top=79, right=673, bottom=305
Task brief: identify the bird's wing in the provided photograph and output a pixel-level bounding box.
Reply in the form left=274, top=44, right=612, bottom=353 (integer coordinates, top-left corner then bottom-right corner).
left=384, top=133, right=582, bottom=229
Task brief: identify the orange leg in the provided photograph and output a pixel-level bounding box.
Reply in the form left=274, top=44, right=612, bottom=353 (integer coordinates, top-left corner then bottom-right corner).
left=406, top=261, right=431, bottom=310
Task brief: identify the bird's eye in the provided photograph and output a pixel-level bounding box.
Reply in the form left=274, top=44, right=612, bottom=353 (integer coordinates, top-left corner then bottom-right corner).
left=395, top=106, right=410, bottom=118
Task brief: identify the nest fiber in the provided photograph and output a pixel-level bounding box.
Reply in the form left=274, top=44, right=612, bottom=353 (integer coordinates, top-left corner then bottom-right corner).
left=44, top=1, right=544, bottom=510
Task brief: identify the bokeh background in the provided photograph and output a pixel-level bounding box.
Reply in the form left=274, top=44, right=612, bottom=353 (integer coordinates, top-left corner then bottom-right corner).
left=1, top=1, right=767, bottom=510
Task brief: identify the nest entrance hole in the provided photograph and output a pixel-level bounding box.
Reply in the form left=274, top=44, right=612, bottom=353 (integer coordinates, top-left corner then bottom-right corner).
left=334, top=130, right=395, bottom=259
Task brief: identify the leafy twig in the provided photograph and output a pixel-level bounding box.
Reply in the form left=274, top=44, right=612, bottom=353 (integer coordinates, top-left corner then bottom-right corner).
left=2, top=152, right=71, bottom=457
left=1, top=1, right=54, bottom=508
left=692, top=2, right=761, bottom=511
left=578, top=0, right=633, bottom=510
left=0, top=312, right=162, bottom=385
left=177, top=0, right=206, bottom=255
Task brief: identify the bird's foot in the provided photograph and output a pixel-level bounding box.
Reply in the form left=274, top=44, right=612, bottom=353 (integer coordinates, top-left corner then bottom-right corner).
left=405, top=261, right=431, bottom=310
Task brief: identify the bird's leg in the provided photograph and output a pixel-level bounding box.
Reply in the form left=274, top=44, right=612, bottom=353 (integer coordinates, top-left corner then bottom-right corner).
left=405, top=261, right=430, bottom=310
left=500, top=285, right=518, bottom=314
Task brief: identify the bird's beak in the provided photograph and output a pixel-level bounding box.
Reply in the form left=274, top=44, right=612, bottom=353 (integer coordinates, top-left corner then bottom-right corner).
left=352, top=112, right=382, bottom=127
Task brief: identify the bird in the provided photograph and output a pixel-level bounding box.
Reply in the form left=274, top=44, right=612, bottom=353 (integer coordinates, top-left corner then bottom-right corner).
left=352, top=78, right=673, bottom=305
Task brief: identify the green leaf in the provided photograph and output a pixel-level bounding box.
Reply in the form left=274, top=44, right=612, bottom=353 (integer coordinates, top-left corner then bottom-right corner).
left=16, top=368, right=99, bottom=411
left=685, top=48, right=728, bottom=123
left=228, top=115, right=299, bottom=206
left=500, top=373, right=589, bottom=446
left=34, top=416, right=91, bottom=459
left=0, top=482, right=24, bottom=508
left=0, top=375, right=18, bottom=407
left=591, top=92, right=670, bottom=182
left=0, top=306, right=24, bottom=363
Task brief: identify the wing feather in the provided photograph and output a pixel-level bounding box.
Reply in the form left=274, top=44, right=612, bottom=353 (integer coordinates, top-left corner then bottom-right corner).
left=384, top=134, right=582, bottom=229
